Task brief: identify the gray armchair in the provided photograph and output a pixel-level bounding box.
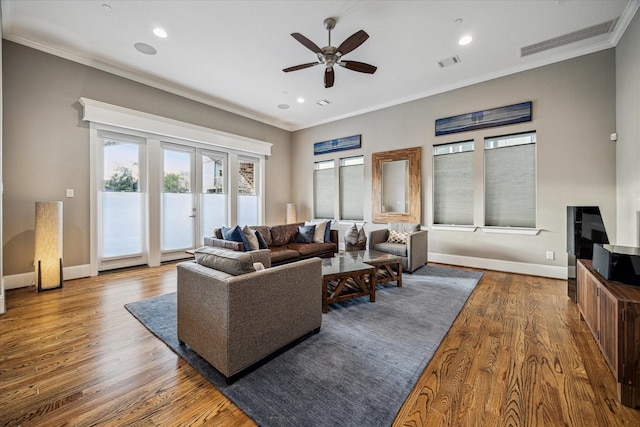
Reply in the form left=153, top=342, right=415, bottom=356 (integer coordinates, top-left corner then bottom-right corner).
left=368, top=223, right=428, bottom=273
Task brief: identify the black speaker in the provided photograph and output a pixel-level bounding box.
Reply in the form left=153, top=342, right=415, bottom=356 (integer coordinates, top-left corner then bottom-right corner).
left=593, top=243, right=640, bottom=286
left=567, top=206, right=608, bottom=259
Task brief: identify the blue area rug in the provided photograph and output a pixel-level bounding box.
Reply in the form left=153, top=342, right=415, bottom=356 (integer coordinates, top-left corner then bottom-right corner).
left=125, top=264, right=482, bottom=426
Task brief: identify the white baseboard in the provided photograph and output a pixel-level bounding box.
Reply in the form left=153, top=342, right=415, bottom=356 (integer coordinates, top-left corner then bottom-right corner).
left=429, top=253, right=568, bottom=279
left=3, top=264, right=92, bottom=290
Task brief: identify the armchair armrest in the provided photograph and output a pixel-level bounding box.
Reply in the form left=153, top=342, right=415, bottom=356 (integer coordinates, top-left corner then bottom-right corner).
left=406, top=230, right=428, bottom=272
left=368, top=228, right=389, bottom=250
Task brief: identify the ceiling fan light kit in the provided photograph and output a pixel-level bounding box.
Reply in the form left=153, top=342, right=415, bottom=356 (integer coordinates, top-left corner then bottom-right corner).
left=283, top=17, right=377, bottom=88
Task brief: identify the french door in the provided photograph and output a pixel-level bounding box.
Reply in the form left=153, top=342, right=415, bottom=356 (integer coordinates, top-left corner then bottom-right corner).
left=98, top=132, right=148, bottom=271
left=94, top=127, right=260, bottom=273
left=161, top=144, right=196, bottom=261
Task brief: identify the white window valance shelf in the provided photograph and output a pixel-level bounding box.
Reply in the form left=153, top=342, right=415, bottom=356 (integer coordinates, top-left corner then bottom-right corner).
left=79, top=97, right=272, bottom=156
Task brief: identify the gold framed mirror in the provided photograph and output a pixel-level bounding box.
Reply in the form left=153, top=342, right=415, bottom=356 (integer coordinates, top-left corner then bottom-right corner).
left=372, top=147, right=421, bottom=224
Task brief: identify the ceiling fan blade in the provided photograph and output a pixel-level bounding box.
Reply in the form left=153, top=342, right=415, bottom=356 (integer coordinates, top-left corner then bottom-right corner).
left=291, top=33, right=322, bottom=54
left=339, top=60, right=377, bottom=74
left=324, top=67, right=335, bottom=88
left=283, top=62, right=320, bottom=72
left=337, top=30, right=369, bottom=55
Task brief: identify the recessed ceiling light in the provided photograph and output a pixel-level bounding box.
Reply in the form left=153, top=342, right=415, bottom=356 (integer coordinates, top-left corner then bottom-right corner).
left=458, top=35, right=473, bottom=46
left=453, top=18, right=463, bottom=24
left=277, top=104, right=290, bottom=109
left=297, top=97, right=305, bottom=103
left=317, top=99, right=331, bottom=106
left=102, top=3, right=112, bottom=11
left=134, top=42, right=157, bottom=55
left=153, top=27, right=168, bottom=38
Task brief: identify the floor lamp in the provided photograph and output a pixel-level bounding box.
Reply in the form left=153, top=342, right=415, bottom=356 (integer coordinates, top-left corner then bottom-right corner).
left=286, top=203, right=297, bottom=224
left=35, top=201, right=64, bottom=291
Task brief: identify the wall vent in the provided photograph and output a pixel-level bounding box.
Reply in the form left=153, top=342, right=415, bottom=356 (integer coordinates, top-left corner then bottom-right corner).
left=438, top=55, right=461, bottom=68
left=520, top=18, right=618, bottom=57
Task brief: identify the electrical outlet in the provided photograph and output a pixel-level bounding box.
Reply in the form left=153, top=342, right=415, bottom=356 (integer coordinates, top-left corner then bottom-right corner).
left=66, top=189, right=74, bottom=198
left=546, top=251, right=555, bottom=260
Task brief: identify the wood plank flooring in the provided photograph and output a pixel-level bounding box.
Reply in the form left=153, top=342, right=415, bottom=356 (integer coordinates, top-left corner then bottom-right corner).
left=1, top=263, right=639, bottom=426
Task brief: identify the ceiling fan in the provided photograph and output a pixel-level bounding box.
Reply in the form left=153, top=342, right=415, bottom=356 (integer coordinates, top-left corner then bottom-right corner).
left=283, top=17, right=377, bottom=88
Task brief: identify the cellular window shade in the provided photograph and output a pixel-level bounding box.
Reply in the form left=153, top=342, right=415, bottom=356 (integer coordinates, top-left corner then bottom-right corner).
left=314, top=168, right=334, bottom=219
left=434, top=151, right=474, bottom=225
left=485, top=143, right=536, bottom=227
left=340, top=163, right=364, bottom=220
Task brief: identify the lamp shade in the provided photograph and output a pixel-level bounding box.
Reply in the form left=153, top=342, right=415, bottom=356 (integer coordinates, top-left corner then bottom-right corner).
left=35, top=201, right=63, bottom=291
left=286, top=203, right=297, bottom=224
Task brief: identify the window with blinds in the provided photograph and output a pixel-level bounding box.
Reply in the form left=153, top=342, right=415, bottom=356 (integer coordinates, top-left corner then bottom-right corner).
left=339, top=156, right=364, bottom=221
left=484, top=132, right=536, bottom=227
left=314, top=160, right=334, bottom=219
left=433, top=140, right=474, bottom=225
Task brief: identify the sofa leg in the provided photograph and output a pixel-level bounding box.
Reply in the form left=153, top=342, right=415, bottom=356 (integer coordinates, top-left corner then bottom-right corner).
left=313, top=326, right=321, bottom=334
left=178, top=339, right=185, bottom=346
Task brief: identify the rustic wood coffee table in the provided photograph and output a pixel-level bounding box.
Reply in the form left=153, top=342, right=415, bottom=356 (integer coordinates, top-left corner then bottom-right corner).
left=339, top=249, right=403, bottom=288
left=321, top=256, right=376, bottom=313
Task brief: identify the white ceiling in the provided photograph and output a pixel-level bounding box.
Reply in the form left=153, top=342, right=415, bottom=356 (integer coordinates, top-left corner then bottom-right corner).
left=2, top=0, right=638, bottom=131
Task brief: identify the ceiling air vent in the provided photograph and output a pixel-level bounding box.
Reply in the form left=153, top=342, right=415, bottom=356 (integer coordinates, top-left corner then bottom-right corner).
left=520, top=18, right=618, bottom=57
left=438, top=55, right=461, bottom=68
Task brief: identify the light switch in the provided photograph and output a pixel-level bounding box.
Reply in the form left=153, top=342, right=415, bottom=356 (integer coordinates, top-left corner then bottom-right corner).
left=66, top=189, right=74, bottom=198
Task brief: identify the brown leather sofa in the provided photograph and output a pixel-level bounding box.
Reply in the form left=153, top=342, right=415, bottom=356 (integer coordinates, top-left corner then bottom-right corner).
left=204, top=222, right=338, bottom=266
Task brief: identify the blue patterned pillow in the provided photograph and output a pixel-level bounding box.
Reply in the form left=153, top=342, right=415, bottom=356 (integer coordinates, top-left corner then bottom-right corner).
left=295, top=225, right=316, bottom=243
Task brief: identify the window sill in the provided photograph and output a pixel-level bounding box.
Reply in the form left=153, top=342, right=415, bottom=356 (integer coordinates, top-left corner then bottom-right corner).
left=481, top=227, right=540, bottom=235
left=430, top=225, right=477, bottom=232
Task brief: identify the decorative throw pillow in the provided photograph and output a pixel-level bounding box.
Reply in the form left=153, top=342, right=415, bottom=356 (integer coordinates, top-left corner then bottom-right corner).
left=324, top=220, right=332, bottom=242
left=344, top=223, right=359, bottom=245
left=295, top=224, right=316, bottom=243
left=387, top=229, right=409, bottom=244
left=357, top=226, right=367, bottom=245
left=254, top=230, right=268, bottom=249
left=305, top=220, right=328, bottom=243
left=221, top=225, right=251, bottom=252
left=242, top=225, right=260, bottom=251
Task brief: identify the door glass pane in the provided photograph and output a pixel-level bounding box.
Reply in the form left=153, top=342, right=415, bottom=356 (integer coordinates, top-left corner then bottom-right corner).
left=201, top=152, right=227, bottom=242
left=238, top=158, right=258, bottom=225
left=102, top=141, right=143, bottom=257
left=162, top=148, right=194, bottom=250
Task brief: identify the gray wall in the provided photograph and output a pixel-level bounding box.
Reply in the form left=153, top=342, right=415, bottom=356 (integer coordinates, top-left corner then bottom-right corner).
left=2, top=41, right=291, bottom=276
left=616, top=11, right=640, bottom=247
left=292, top=49, right=617, bottom=277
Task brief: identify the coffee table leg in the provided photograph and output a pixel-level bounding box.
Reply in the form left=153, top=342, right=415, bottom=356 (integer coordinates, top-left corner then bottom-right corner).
left=369, top=271, right=376, bottom=302
left=397, top=262, right=402, bottom=287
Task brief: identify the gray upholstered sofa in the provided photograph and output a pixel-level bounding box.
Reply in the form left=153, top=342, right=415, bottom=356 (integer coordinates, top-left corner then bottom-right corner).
left=177, top=247, right=322, bottom=383
left=368, top=223, right=428, bottom=273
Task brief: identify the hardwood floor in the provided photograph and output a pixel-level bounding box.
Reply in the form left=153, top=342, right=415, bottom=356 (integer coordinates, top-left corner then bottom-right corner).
left=1, top=263, right=639, bottom=426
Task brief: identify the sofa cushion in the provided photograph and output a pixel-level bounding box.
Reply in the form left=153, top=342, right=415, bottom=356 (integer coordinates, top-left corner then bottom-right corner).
left=194, top=246, right=257, bottom=275
left=295, top=225, right=316, bottom=243
left=242, top=225, right=260, bottom=250
left=270, top=223, right=302, bottom=246
left=269, top=246, right=300, bottom=264
left=373, top=242, right=408, bottom=257
left=222, top=225, right=250, bottom=251
left=288, top=242, right=337, bottom=258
